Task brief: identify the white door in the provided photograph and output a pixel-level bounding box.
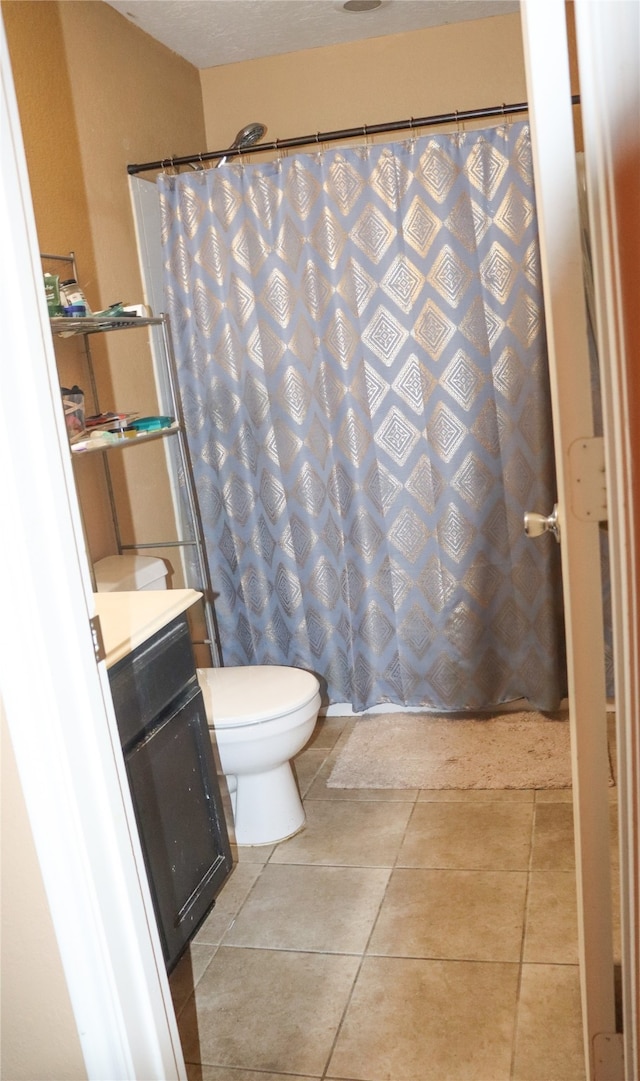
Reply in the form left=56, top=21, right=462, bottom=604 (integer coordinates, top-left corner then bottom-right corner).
left=520, top=3, right=622, bottom=1079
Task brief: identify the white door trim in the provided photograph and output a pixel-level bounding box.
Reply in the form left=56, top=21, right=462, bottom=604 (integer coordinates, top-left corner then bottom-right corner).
left=520, top=3, right=618, bottom=1078
left=574, top=2, right=640, bottom=1073
left=0, top=17, right=186, bottom=1079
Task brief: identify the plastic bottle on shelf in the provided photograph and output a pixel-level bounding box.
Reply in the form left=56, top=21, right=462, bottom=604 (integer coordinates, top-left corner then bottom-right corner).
left=60, top=278, right=91, bottom=315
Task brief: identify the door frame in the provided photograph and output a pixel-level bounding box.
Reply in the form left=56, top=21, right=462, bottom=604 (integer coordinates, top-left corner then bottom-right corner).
left=573, top=1, right=640, bottom=1073
left=522, top=1, right=638, bottom=1078
left=0, top=16, right=186, bottom=1078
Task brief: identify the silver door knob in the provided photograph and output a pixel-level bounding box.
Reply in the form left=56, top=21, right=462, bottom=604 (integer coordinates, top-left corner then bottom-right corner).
left=524, top=504, right=560, bottom=542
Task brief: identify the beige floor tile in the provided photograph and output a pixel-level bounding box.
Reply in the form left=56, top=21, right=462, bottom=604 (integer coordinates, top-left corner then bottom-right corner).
left=418, top=788, right=535, bottom=802
left=513, top=964, right=585, bottom=1080
left=532, top=803, right=575, bottom=870
left=269, top=799, right=413, bottom=866
left=524, top=871, right=579, bottom=964
left=224, top=863, right=390, bottom=952
left=307, top=715, right=351, bottom=749
left=397, top=801, right=533, bottom=870
left=179, top=946, right=359, bottom=1075
left=188, top=1069, right=319, bottom=1081
left=535, top=789, right=574, bottom=803
left=327, top=955, right=519, bottom=1081
left=170, top=942, right=217, bottom=1016
left=231, top=841, right=276, bottom=864
left=193, top=863, right=263, bottom=946
left=291, top=746, right=327, bottom=796
left=368, top=868, right=527, bottom=962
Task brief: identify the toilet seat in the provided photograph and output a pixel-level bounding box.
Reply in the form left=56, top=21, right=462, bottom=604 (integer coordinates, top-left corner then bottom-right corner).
left=197, top=665, right=320, bottom=729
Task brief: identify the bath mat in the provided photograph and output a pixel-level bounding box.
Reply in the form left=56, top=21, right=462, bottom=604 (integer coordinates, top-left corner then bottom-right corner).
left=326, top=710, right=613, bottom=790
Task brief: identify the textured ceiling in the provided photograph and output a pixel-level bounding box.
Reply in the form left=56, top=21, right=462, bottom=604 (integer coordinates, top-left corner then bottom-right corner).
left=105, top=0, right=520, bottom=70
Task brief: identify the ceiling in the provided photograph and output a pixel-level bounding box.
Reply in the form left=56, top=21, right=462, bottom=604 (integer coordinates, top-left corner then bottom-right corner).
left=104, top=0, right=520, bottom=70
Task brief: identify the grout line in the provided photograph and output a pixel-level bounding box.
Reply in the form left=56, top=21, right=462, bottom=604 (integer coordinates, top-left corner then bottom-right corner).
left=509, top=794, right=538, bottom=1079
left=183, top=725, right=579, bottom=1077
left=320, top=742, right=420, bottom=1078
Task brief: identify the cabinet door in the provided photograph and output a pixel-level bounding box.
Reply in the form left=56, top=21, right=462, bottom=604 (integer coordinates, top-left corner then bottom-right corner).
left=125, top=684, right=232, bottom=970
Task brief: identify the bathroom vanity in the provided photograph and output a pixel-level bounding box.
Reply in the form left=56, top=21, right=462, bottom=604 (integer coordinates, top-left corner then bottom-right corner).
left=95, top=589, right=232, bottom=972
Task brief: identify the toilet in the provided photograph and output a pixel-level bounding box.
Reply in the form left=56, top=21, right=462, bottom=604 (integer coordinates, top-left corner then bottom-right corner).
left=93, top=554, right=321, bottom=846
left=197, top=664, right=320, bottom=846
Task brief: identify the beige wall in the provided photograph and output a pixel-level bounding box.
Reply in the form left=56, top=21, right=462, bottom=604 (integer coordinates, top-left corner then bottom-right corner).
left=1, top=702, right=87, bottom=1080
left=3, top=0, right=207, bottom=565
left=200, top=14, right=527, bottom=155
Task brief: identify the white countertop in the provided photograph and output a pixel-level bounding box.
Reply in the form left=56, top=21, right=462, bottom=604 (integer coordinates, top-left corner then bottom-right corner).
left=94, top=589, right=202, bottom=667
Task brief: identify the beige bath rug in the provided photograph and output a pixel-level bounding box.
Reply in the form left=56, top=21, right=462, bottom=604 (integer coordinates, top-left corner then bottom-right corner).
left=326, top=710, right=612, bottom=790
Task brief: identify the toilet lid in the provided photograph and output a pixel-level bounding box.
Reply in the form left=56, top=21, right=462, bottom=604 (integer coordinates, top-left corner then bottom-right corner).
left=196, top=665, right=320, bottom=727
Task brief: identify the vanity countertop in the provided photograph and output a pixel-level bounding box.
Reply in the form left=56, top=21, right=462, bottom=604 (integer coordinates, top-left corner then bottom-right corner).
left=94, top=589, right=202, bottom=668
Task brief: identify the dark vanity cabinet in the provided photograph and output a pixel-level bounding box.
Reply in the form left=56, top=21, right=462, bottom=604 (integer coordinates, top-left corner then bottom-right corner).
left=108, top=614, right=232, bottom=971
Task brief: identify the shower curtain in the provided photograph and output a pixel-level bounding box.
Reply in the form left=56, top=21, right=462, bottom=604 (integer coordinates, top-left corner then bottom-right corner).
left=158, top=120, right=566, bottom=711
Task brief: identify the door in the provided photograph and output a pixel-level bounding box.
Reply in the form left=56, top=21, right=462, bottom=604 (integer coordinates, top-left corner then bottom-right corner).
left=520, top=4, right=621, bottom=1079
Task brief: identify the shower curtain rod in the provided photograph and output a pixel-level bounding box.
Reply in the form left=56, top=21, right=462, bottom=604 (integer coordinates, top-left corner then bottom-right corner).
left=126, top=94, right=581, bottom=176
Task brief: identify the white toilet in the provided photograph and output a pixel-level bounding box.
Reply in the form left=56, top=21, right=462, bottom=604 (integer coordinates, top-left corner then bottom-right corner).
left=196, top=665, right=320, bottom=845
left=93, top=554, right=321, bottom=846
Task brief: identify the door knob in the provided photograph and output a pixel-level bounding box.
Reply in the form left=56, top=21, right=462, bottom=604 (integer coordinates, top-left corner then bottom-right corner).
left=524, top=504, right=560, bottom=543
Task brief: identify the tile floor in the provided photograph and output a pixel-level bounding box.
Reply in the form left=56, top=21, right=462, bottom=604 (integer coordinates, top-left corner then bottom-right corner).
left=171, top=713, right=620, bottom=1081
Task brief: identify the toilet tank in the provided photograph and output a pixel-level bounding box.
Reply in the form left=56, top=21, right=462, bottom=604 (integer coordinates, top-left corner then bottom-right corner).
left=93, top=554, right=169, bottom=592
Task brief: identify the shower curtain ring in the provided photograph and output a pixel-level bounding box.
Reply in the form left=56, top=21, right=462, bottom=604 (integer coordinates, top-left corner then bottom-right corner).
left=408, top=116, right=417, bottom=151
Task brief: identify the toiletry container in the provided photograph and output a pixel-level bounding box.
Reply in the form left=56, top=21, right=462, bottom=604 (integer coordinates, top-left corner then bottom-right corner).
left=93, top=553, right=169, bottom=592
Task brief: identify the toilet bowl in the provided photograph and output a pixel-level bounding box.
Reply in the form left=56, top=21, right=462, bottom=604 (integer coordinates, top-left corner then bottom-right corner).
left=93, top=553, right=321, bottom=847
left=197, top=665, right=321, bottom=846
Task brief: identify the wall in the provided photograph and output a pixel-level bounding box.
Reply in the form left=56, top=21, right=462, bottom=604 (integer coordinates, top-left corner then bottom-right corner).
left=3, top=0, right=207, bottom=564
left=1, top=702, right=87, bottom=1080
left=199, top=13, right=528, bottom=154
left=3, top=0, right=114, bottom=560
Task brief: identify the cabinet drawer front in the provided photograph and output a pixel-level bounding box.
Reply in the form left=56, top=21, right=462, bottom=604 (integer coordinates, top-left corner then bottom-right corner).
left=109, top=616, right=195, bottom=747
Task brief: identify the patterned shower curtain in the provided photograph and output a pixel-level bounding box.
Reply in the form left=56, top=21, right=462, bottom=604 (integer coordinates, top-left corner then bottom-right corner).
left=158, top=120, right=566, bottom=711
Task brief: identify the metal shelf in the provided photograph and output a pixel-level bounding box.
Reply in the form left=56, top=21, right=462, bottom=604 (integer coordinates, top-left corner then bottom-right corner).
left=71, top=422, right=180, bottom=455
left=51, top=314, right=161, bottom=336
left=45, top=252, right=222, bottom=667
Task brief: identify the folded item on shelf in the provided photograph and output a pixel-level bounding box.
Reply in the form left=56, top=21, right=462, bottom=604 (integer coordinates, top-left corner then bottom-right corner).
left=130, top=416, right=174, bottom=431
left=85, top=411, right=138, bottom=429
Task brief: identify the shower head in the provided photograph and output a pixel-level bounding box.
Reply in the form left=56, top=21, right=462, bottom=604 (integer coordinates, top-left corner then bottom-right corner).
left=231, top=122, right=267, bottom=149
left=216, top=121, right=267, bottom=166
